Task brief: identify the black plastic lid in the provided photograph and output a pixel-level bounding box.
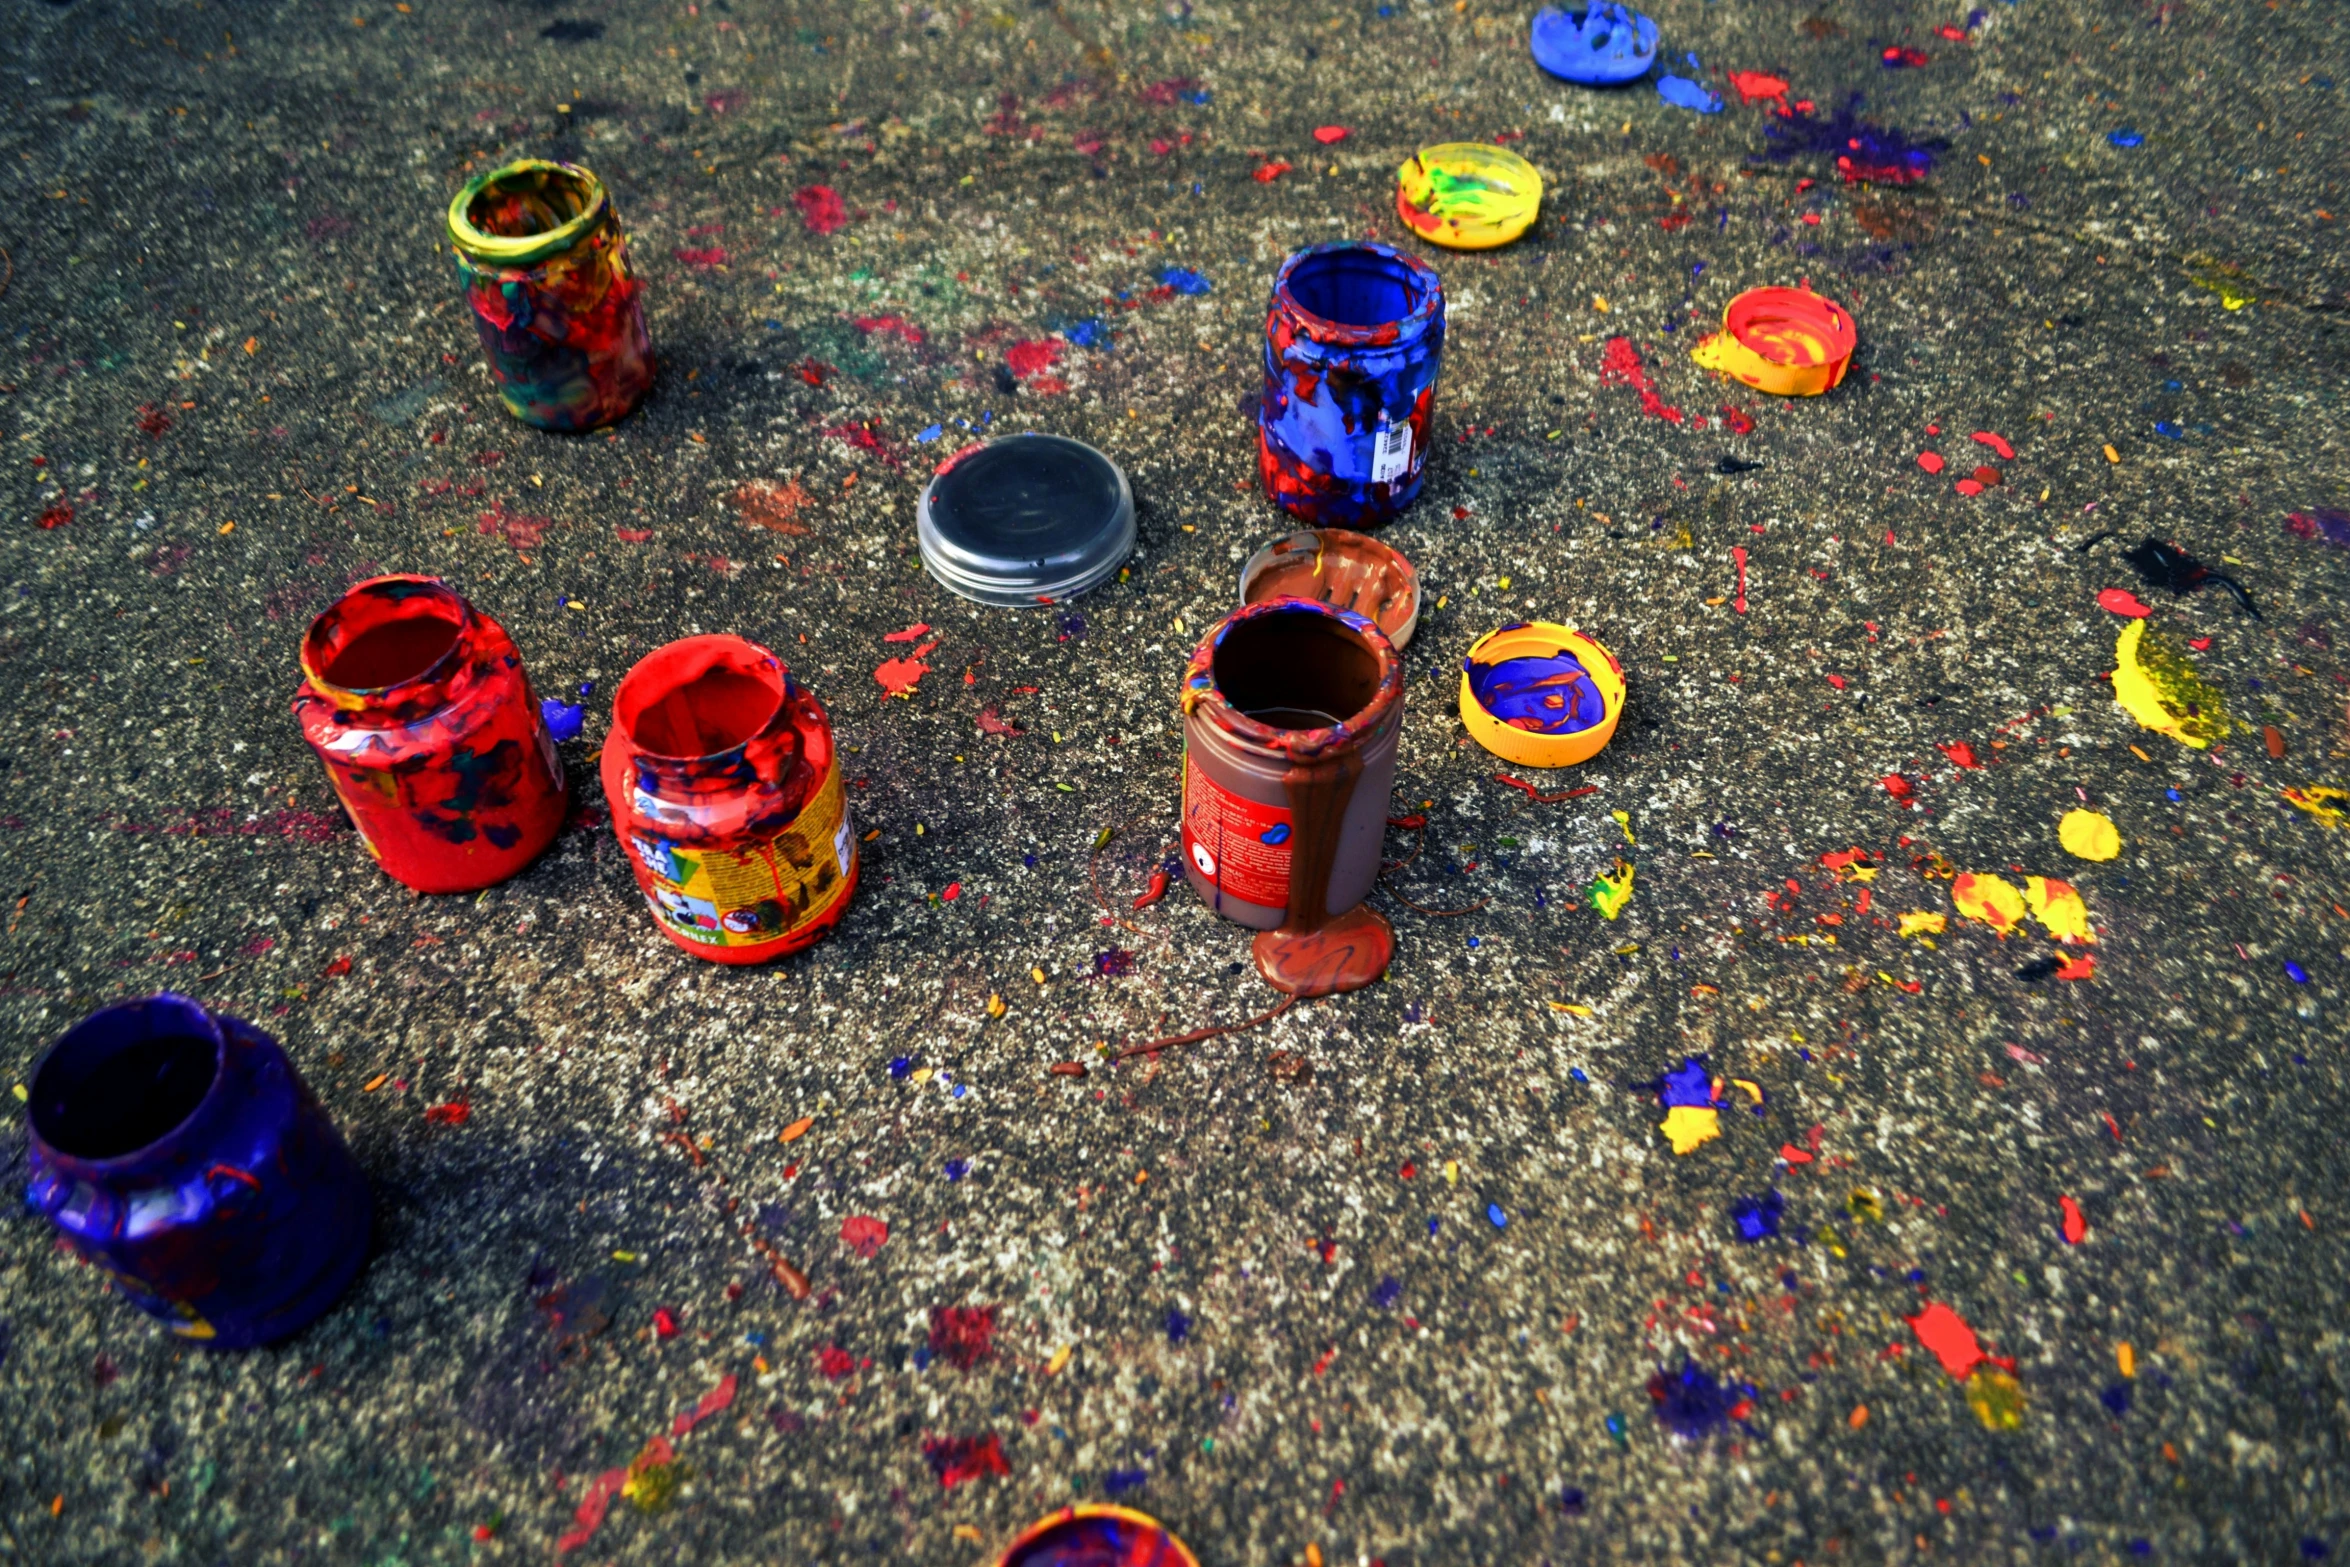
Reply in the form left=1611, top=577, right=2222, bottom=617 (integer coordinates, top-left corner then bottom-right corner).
left=916, top=434, right=1135, bottom=607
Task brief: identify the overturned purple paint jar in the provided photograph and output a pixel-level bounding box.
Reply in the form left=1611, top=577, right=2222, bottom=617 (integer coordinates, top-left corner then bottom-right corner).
left=23, top=994, right=371, bottom=1348
left=1258, top=241, right=1445, bottom=529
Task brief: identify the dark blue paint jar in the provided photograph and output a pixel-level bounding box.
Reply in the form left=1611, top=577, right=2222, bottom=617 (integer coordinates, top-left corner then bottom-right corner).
left=1258, top=242, right=1445, bottom=529
left=24, top=994, right=371, bottom=1348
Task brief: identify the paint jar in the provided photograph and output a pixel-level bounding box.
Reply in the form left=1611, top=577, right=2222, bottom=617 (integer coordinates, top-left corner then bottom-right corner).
left=1395, top=143, right=1545, bottom=250
left=24, top=993, right=371, bottom=1348
left=601, top=636, right=857, bottom=964
left=1237, top=526, right=1421, bottom=649
left=996, top=1506, right=1201, bottom=1567
left=447, top=159, right=653, bottom=431
left=1258, top=242, right=1445, bottom=529
left=1180, top=598, right=1404, bottom=996
left=294, top=576, right=567, bottom=894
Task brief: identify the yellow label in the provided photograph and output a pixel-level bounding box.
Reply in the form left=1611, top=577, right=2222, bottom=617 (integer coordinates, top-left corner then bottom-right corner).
left=629, top=760, right=854, bottom=949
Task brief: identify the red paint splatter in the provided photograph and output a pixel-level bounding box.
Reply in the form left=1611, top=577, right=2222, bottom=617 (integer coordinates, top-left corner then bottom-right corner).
left=1779, top=1143, right=1814, bottom=1165
left=615, top=526, right=653, bottom=543
left=36, top=503, right=72, bottom=530
left=2055, top=955, right=2096, bottom=981
left=884, top=622, right=933, bottom=643
left=1938, top=741, right=1981, bottom=769
left=323, top=955, right=353, bottom=977
left=1728, top=70, right=1789, bottom=103
left=875, top=640, right=939, bottom=697
left=671, top=1372, right=737, bottom=1436
left=2060, top=1195, right=2088, bottom=1245
left=1971, top=465, right=2004, bottom=487
left=1731, top=545, right=1748, bottom=613
left=1905, top=1301, right=1985, bottom=1379
left=1599, top=337, right=1684, bottom=423
left=1916, top=451, right=1945, bottom=474
left=922, top=1432, right=1010, bottom=1488
left=928, top=1305, right=999, bottom=1370
left=1882, top=46, right=1930, bottom=67
left=793, top=185, right=848, bottom=235
left=976, top=706, right=1023, bottom=738
left=1719, top=405, right=1754, bottom=434
left=652, top=1307, right=679, bottom=1338
left=424, top=1100, right=472, bottom=1127
left=840, top=1214, right=890, bottom=1258
left=1254, top=160, right=1292, bottom=183
left=1312, top=125, right=1350, bottom=144
left=476, top=505, right=550, bottom=549
left=854, top=314, right=925, bottom=345
left=2097, top=588, right=2152, bottom=618
left=135, top=404, right=174, bottom=437
left=940, top=881, right=961, bottom=901
left=1881, top=774, right=1914, bottom=800
left=1953, top=478, right=1985, bottom=497
left=817, top=1344, right=857, bottom=1379
left=1005, top=339, right=1063, bottom=379
left=672, top=246, right=730, bottom=269
left=1971, top=430, right=2015, bottom=460
left=553, top=1467, right=628, bottom=1557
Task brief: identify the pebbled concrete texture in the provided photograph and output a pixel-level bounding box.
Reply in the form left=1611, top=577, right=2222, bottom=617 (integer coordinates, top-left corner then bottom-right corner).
left=2, top=0, right=2348, bottom=1562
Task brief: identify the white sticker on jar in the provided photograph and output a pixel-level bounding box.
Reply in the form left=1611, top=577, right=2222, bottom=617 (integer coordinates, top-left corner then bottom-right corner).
left=1370, top=417, right=1413, bottom=484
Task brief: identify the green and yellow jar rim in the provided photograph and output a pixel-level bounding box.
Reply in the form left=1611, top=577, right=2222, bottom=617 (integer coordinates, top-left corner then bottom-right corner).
left=446, top=159, right=611, bottom=268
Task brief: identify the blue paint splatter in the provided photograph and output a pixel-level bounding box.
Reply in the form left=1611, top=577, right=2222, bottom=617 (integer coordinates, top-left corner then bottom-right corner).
left=1062, top=317, right=1110, bottom=348
left=1647, top=1360, right=1746, bottom=1439
left=1487, top=1203, right=1508, bottom=1229
left=888, top=1057, right=913, bottom=1080
left=2101, top=1384, right=2132, bottom=1416
left=1159, top=266, right=1213, bottom=295
left=1754, top=96, right=1945, bottom=184
left=2109, top=129, right=2144, bottom=148
left=540, top=699, right=585, bottom=742
left=1560, top=1485, right=1587, bottom=1514
left=1730, top=1190, right=1785, bottom=1242
left=915, top=423, right=943, bottom=443
left=1104, top=1467, right=1147, bottom=1495
left=1652, top=1056, right=1713, bottom=1108
left=2155, top=421, right=2185, bottom=439
left=1656, top=75, right=1722, bottom=114
left=1372, top=1276, right=1401, bottom=1308
left=2286, top=961, right=2310, bottom=983
left=944, top=1158, right=969, bottom=1182
left=1165, top=1309, right=1191, bottom=1344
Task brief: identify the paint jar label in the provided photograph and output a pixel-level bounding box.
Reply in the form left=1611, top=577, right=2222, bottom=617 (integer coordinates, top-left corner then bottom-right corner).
left=1370, top=417, right=1413, bottom=485
left=1181, top=754, right=1294, bottom=909
left=627, top=762, right=855, bottom=951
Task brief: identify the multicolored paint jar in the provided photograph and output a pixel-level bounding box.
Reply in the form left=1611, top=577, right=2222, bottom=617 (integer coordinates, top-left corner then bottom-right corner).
left=1690, top=285, right=1856, bottom=396
left=601, top=636, right=857, bottom=965
left=24, top=993, right=371, bottom=1349
left=447, top=159, right=653, bottom=431
left=996, top=1505, right=1201, bottom=1567
left=294, top=576, right=567, bottom=894
left=1259, top=242, right=1445, bottom=529
left=1180, top=598, right=1404, bottom=996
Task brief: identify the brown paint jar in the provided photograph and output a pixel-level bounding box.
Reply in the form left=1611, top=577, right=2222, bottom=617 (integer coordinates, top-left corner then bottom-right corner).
left=1178, top=598, right=1404, bottom=996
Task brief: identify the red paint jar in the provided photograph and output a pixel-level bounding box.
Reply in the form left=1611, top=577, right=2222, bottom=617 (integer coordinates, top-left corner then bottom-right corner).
left=601, top=636, right=857, bottom=964
left=293, top=576, right=565, bottom=893
left=1179, top=598, right=1404, bottom=996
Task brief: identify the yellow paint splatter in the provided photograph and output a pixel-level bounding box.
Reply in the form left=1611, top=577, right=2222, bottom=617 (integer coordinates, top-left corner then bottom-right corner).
left=1729, top=1078, right=1765, bottom=1105
left=2025, top=877, right=2095, bottom=944
left=1848, top=1188, right=1883, bottom=1223
left=1965, top=1366, right=2026, bottom=1430
left=2117, top=1342, right=2136, bottom=1379
left=1611, top=809, right=1636, bottom=845
left=2282, top=786, right=2348, bottom=828
left=1897, top=911, right=1947, bottom=938
left=1952, top=873, right=2026, bottom=935
left=1547, top=1001, right=1594, bottom=1017
left=2058, top=808, right=2121, bottom=861
left=1047, top=1344, right=1074, bottom=1376
left=2113, top=619, right=2229, bottom=749
left=1660, top=1105, right=1720, bottom=1155
left=779, top=1116, right=814, bottom=1143
left=1588, top=859, right=1635, bottom=920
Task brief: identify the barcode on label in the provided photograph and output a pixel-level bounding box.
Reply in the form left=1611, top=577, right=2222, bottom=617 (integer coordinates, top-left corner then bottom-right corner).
left=1371, top=418, right=1413, bottom=484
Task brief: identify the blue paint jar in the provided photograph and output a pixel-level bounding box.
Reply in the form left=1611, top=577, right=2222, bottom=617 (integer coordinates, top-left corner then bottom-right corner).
left=1258, top=242, right=1445, bottom=529
left=24, top=994, right=371, bottom=1348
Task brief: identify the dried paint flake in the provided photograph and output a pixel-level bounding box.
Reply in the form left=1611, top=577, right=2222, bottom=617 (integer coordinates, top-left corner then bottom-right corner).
left=2025, top=877, right=2094, bottom=944
left=2058, top=809, right=2121, bottom=861
left=1951, top=873, right=2025, bottom=935
left=1905, top=1300, right=1986, bottom=1380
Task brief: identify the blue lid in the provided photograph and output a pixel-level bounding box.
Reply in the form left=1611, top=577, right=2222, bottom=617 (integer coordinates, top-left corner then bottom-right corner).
left=1531, top=4, right=1660, bottom=86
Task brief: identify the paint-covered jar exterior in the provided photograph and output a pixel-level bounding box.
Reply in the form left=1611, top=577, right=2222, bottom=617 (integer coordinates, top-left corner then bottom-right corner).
left=447, top=159, right=653, bottom=431
left=601, top=636, right=857, bottom=965
left=295, top=577, right=567, bottom=894
left=24, top=993, right=371, bottom=1349
left=1259, top=242, right=1445, bottom=529
left=1180, top=599, right=1404, bottom=995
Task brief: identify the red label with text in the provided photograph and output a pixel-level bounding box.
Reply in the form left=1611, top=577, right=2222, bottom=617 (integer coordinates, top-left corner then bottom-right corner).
left=1182, top=754, right=1294, bottom=908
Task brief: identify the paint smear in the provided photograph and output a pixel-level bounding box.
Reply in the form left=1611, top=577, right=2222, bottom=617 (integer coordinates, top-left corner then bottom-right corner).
left=1755, top=97, right=1945, bottom=184
left=671, top=1372, right=737, bottom=1436
left=1951, top=873, right=2025, bottom=934
left=2112, top=619, right=2229, bottom=749
left=2282, top=786, right=2348, bottom=827
left=2024, top=876, right=2094, bottom=943
left=2059, top=809, right=2120, bottom=861
left=1599, top=337, right=1684, bottom=422
left=1731, top=1190, right=1785, bottom=1241
left=2097, top=588, right=2152, bottom=618
left=1898, top=911, right=1945, bottom=937
left=1728, top=70, right=1789, bottom=104
left=734, top=478, right=814, bottom=534
left=1647, top=1360, right=1746, bottom=1437
left=1656, top=75, right=1723, bottom=113
left=1906, top=1300, right=1985, bottom=1379
left=2285, top=507, right=2350, bottom=550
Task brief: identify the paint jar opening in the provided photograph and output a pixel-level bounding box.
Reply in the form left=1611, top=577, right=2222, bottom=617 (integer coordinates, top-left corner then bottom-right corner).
left=466, top=164, right=596, bottom=243
left=616, top=637, right=786, bottom=759
left=1284, top=247, right=1429, bottom=331
left=30, top=995, right=222, bottom=1163
left=1212, top=608, right=1385, bottom=731
left=305, top=578, right=468, bottom=695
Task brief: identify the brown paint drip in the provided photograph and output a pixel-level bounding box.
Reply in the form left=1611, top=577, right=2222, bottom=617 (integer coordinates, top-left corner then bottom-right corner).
left=1252, top=747, right=1394, bottom=996
left=1245, top=534, right=1417, bottom=644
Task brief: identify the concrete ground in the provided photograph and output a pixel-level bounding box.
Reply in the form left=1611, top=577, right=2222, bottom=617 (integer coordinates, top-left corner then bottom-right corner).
left=3, top=0, right=2348, bottom=1561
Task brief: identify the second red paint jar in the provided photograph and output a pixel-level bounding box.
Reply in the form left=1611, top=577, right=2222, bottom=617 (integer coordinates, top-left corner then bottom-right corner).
left=293, top=576, right=565, bottom=893
left=601, top=636, right=857, bottom=964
